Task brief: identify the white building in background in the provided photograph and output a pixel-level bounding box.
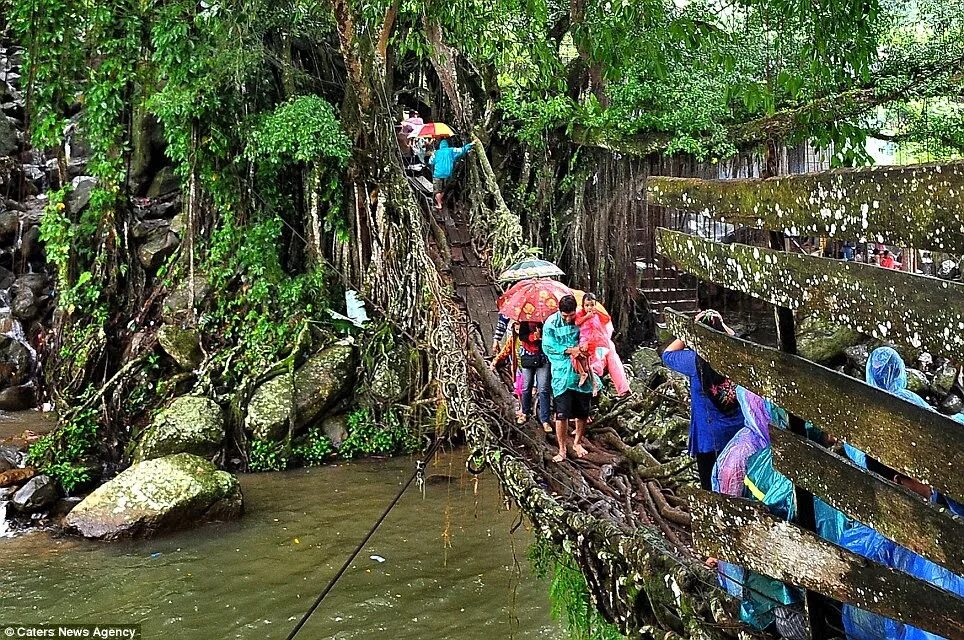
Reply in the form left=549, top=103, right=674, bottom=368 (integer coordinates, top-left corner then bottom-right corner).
left=866, top=136, right=899, bottom=165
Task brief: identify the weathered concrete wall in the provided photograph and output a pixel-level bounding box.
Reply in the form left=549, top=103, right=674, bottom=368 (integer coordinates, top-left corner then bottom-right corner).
left=648, top=161, right=964, bottom=253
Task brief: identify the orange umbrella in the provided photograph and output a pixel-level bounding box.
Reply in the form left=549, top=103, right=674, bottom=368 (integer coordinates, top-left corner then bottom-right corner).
left=497, top=279, right=572, bottom=323
left=571, top=289, right=610, bottom=318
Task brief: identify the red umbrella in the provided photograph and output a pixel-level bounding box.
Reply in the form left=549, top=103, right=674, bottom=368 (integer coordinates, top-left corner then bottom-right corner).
left=497, top=279, right=572, bottom=323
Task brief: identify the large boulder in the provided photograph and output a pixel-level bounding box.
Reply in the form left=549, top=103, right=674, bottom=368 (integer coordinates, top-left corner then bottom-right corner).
left=0, top=383, right=36, bottom=411
left=11, top=474, right=57, bottom=512
left=0, top=444, right=22, bottom=469
left=12, top=288, right=37, bottom=321
left=157, top=324, right=203, bottom=370
left=0, top=210, right=18, bottom=242
left=796, top=315, right=861, bottom=364
left=133, top=396, right=224, bottom=463
left=146, top=166, right=180, bottom=198
left=67, top=176, right=97, bottom=213
left=64, top=453, right=242, bottom=540
left=0, top=334, right=32, bottom=388
left=137, top=229, right=180, bottom=270
left=245, top=343, right=357, bottom=441
left=932, top=363, right=958, bottom=397
left=0, top=114, right=18, bottom=157
left=162, top=277, right=210, bottom=324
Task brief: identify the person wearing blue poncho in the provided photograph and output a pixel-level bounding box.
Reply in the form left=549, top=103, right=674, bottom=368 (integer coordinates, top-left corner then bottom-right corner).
left=841, top=523, right=964, bottom=640
left=846, top=347, right=963, bottom=516
left=661, top=310, right=745, bottom=489
left=429, top=138, right=473, bottom=211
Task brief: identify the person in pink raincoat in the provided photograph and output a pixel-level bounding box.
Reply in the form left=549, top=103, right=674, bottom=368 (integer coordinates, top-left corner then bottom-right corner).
left=572, top=293, right=610, bottom=393
left=575, top=293, right=630, bottom=396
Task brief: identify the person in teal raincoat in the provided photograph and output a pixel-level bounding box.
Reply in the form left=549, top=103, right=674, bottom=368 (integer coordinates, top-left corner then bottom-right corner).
left=542, top=295, right=599, bottom=462
left=429, top=138, right=473, bottom=211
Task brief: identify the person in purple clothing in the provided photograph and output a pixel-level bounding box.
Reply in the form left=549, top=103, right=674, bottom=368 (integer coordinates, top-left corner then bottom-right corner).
left=661, top=309, right=745, bottom=489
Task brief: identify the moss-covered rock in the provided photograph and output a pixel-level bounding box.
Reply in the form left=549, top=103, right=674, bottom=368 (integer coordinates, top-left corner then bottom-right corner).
left=629, top=347, right=662, bottom=384
left=796, top=315, right=861, bottom=364
left=162, top=277, right=210, bottom=324
left=932, top=363, right=958, bottom=396
left=157, top=324, right=203, bottom=370
left=368, top=346, right=410, bottom=405
left=134, top=396, right=224, bottom=463
left=245, top=343, right=356, bottom=441
left=64, top=453, right=242, bottom=540
left=906, top=368, right=930, bottom=395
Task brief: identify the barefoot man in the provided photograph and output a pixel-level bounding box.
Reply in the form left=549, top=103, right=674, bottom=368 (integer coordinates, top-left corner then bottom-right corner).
left=542, top=294, right=599, bottom=462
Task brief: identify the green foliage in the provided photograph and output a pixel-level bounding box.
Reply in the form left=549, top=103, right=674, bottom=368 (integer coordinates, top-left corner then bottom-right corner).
left=248, top=438, right=289, bottom=472
left=528, top=538, right=624, bottom=640
left=201, top=207, right=332, bottom=381
left=291, top=426, right=335, bottom=467
left=246, top=96, right=351, bottom=166
left=249, top=426, right=334, bottom=471
left=26, top=407, right=99, bottom=493
left=38, top=188, right=72, bottom=285
left=339, top=407, right=420, bottom=459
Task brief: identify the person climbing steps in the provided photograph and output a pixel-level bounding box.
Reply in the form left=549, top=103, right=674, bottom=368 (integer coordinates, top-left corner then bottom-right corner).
left=430, top=138, right=474, bottom=211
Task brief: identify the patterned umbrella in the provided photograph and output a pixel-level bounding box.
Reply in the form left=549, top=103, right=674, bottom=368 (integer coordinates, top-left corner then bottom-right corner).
left=497, top=278, right=573, bottom=322
left=497, top=258, right=566, bottom=283
left=408, top=122, right=454, bottom=139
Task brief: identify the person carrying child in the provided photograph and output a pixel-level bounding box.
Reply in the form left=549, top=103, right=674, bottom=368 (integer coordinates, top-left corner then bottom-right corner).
left=572, top=293, right=610, bottom=394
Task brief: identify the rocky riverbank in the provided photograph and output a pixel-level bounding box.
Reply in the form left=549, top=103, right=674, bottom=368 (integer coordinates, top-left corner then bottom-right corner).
left=0, top=33, right=393, bottom=541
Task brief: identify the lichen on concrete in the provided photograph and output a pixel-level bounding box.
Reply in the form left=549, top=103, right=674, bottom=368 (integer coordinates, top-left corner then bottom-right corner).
left=648, top=161, right=964, bottom=253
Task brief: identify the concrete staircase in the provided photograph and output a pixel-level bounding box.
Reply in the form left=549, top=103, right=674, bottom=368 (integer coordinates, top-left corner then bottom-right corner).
left=636, top=263, right=699, bottom=326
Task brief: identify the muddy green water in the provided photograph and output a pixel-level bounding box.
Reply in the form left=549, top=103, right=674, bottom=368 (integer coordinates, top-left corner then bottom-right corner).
left=0, top=450, right=562, bottom=640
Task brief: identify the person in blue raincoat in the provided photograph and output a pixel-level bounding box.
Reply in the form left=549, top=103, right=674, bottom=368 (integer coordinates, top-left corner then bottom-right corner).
left=542, top=294, right=600, bottom=462
left=661, top=310, right=745, bottom=489
left=847, top=347, right=963, bottom=516
left=429, top=138, right=473, bottom=211
left=841, top=523, right=963, bottom=640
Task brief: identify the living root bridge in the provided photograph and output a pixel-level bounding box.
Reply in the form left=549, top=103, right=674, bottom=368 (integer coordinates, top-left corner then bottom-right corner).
left=477, top=438, right=734, bottom=639
left=466, top=354, right=746, bottom=639
left=663, top=310, right=964, bottom=502
left=656, top=228, right=964, bottom=361
left=689, top=490, right=964, bottom=640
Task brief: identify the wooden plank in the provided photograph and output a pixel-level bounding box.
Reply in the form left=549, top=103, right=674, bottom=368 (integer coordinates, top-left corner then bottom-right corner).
left=769, top=426, right=964, bottom=574
left=647, top=161, right=964, bottom=253
left=656, top=228, right=964, bottom=361
left=689, top=490, right=964, bottom=639
left=665, top=310, right=964, bottom=502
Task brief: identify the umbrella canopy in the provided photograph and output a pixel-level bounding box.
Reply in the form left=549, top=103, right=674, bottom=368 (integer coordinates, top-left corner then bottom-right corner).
left=497, top=278, right=572, bottom=323
left=497, top=258, right=565, bottom=283
left=409, top=122, right=454, bottom=139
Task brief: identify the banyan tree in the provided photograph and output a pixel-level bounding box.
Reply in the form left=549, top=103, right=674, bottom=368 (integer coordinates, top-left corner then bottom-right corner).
left=2, top=0, right=964, bottom=636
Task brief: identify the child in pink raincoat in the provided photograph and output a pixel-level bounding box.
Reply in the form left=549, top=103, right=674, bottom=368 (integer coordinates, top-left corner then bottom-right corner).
left=573, top=293, right=610, bottom=393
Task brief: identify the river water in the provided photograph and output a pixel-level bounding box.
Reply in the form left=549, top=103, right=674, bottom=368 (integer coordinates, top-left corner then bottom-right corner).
left=0, top=449, right=562, bottom=639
